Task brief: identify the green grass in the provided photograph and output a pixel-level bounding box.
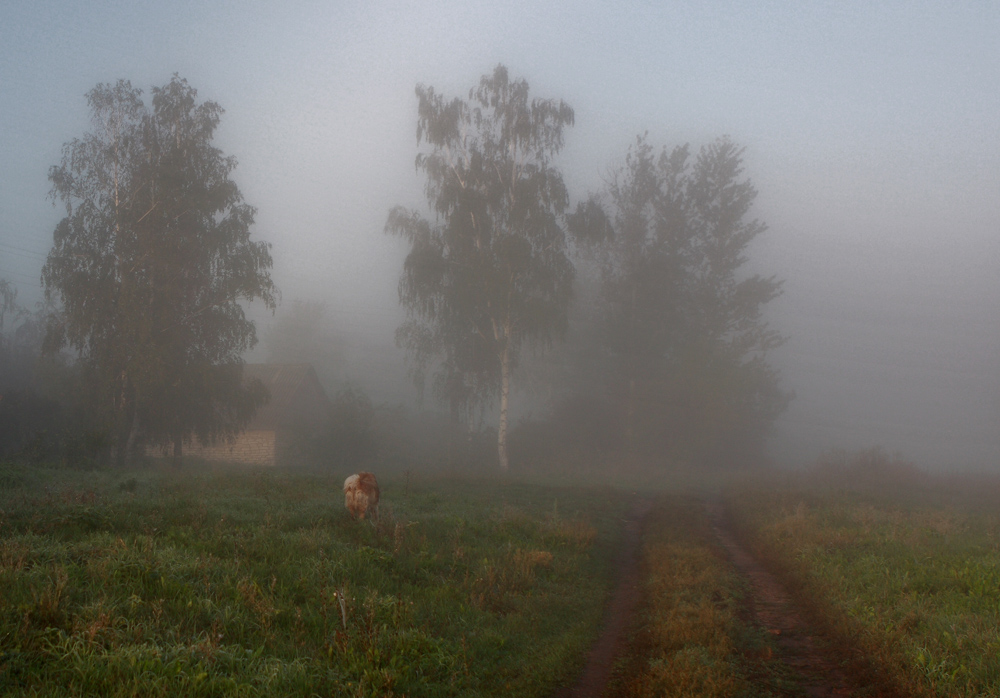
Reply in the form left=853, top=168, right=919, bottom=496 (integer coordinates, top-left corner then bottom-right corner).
left=607, top=495, right=796, bottom=698
left=0, top=461, right=631, bottom=697
left=727, top=473, right=1000, bottom=697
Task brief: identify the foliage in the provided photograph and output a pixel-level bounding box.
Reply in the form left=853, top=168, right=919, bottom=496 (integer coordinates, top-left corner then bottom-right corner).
left=0, top=279, right=21, bottom=335
left=0, top=285, right=45, bottom=457
left=727, top=464, right=1000, bottom=697
left=264, top=300, right=348, bottom=392
left=373, top=405, right=499, bottom=473
left=0, top=279, right=30, bottom=400
left=42, top=76, right=277, bottom=468
left=509, top=393, right=623, bottom=466
left=386, top=65, right=576, bottom=470
left=278, top=386, right=379, bottom=470
left=568, top=135, right=789, bottom=466
left=0, top=289, right=97, bottom=462
left=0, top=465, right=628, bottom=696
left=326, top=387, right=378, bottom=468
left=289, top=386, right=380, bottom=471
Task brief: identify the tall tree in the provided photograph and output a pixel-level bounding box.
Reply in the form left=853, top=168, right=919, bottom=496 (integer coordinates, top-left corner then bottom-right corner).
left=570, top=135, right=788, bottom=465
left=386, top=65, right=576, bottom=471
left=265, top=299, right=348, bottom=392
left=0, top=279, right=22, bottom=351
left=43, top=76, right=277, bottom=467
left=571, top=137, right=689, bottom=443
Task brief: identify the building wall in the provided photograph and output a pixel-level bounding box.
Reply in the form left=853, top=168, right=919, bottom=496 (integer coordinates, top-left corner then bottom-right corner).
left=144, top=364, right=333, bottom=468
left=147, top=430, right=277, bottom=466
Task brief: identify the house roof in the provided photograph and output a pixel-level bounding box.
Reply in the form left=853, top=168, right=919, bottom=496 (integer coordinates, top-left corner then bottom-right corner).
left=243, top=363, right=331, bottom=431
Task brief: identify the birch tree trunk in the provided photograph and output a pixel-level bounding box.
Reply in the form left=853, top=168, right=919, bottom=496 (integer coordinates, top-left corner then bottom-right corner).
left=498, top=338, right=512, bottom=472
left=171, top=433, right=183, bottom=468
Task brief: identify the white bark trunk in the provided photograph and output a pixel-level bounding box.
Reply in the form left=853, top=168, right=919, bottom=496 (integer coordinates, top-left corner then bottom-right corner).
left=626, top=376, right=636, bottom=445
left=498, top=341, right=511, bottom=472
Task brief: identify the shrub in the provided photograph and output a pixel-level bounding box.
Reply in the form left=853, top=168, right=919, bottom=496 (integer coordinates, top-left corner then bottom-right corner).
left=510, top=393, right=623, bottom=465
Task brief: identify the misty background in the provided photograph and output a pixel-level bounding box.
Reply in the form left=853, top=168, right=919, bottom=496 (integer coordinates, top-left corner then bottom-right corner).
left=2, top=1, right=998, bottom=470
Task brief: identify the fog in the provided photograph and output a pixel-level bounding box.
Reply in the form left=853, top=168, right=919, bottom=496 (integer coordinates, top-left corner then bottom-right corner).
left=2, top=1, right=998, bottom=470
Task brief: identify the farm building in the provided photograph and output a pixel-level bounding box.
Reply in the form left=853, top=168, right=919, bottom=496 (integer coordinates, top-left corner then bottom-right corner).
left=155, top=363, right=332, bottom=467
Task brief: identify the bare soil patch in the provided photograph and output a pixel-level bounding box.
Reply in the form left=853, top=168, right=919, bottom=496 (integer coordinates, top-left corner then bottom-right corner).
left=552, top=496, right=652, bottom=698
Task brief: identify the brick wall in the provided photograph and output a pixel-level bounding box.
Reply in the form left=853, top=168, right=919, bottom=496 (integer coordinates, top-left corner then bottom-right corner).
left=146, top=430, right=277, bottom=466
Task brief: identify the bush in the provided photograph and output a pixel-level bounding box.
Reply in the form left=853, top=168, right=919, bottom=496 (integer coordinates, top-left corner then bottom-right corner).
left=373, top=405, right=497, bottom=472
left=812, top=446, right=926, bottom=490
left=0, top=389, right=63, bottom=459
left=285, top=386, right=380, bottom=470
left=509, top=394, right=623, bottom=465
left=63, top=429, right=112, bottom=470
left=328, top=387, right=379, bottom=468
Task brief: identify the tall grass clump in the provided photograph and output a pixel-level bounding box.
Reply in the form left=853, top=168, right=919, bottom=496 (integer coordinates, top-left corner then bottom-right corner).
left=0, top=461, right=630, bottom=697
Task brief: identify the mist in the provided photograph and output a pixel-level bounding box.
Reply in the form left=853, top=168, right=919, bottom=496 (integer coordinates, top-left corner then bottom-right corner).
left=1, top=2, right=998, bottom=471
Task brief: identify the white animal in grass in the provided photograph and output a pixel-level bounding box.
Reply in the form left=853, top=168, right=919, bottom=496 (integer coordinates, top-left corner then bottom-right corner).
left=343, top=472, right=380, bottom=520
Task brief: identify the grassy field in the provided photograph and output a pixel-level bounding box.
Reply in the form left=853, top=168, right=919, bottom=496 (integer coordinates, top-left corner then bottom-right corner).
left=606, top=495, right=796, bottom=698
left=727, top=463, right=1000, bottom=697
left=8, top=453, right=1000, bottom=697
left=0, top=461, right=632, bottom=697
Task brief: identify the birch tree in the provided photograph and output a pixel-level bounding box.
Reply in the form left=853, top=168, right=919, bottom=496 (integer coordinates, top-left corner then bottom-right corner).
left=43, top=76, right=277, bottom=467
left=386, top=65, right=575, bottom=471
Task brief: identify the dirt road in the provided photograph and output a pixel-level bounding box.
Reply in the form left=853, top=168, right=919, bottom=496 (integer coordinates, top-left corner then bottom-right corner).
left=704, top=498, right=860, bottom=697
left=555, top=495, right=897, bottom=697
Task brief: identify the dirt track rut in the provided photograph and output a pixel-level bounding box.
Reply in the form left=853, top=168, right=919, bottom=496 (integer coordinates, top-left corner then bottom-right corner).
left=552, top=496, right=652, bottom=698
left=705, top=498, right=862, bottom=698
left=555, top=496, right=894, bottom=697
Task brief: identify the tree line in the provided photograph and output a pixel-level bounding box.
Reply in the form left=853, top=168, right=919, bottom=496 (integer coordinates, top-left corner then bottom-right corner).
left=0, top=66, right=789, bottom=471
left=388, top=65, right=789, bottom=470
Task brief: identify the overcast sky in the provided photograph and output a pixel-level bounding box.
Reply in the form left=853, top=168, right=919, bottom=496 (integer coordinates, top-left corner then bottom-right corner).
left=2, top=1, right=998, bottom=469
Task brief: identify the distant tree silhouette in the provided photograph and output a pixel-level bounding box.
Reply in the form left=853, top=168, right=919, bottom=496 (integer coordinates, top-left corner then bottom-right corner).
left=569, top=134, right=789, bottom=466
left=43, top=76, right=276, bottom=467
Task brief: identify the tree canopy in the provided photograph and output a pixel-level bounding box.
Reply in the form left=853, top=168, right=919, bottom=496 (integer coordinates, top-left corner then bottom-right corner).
left=569, top=134, right=789, bottom=465
left=264, top=300, right=347, bottom=393
left=42, top=76, right=277, bottom=466
left=386, top=65, right=576, bottom=471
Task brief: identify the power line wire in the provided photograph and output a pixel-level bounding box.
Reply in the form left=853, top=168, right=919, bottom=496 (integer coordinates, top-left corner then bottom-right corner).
left=0, top=241, right=47, bottom=256
left=0, top=249, right=46, bottom=264
left=0, top=267, right=42, bottom=288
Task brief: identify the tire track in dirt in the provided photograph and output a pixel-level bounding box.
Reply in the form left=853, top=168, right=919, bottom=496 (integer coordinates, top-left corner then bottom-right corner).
left=704, top=497, right=864, bottom=698
left=552, top=496, right=653, bottom=698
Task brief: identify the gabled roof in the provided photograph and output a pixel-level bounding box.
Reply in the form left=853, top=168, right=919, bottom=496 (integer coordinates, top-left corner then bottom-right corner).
left=242, top=364, right=330, bottom=431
